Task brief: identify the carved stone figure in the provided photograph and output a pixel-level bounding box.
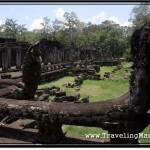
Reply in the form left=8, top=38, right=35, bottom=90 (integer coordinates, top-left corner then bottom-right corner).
left=22, top=42, right=42, bottom=100
left=129, top=22, right=150, bottom=117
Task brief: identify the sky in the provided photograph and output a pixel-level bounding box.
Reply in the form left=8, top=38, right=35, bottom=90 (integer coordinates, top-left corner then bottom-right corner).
left=0, top=3, right=138, bottom=31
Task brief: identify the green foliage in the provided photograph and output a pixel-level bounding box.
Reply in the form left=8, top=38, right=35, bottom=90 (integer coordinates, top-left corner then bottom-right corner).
left=33, top=17, right=52, bottom=40
left=0, top=11, right=131, bottom=57
left=54, top=12, right=85, bottom=46
left=0, top=18, right=27, bottom=41
left=79, top=20, right=130, bottom=56
left=129, top=3, right=150, bottom=30
left=123, top=48, right=131, bottom=61
left=1, top=4, right=148, bottom=58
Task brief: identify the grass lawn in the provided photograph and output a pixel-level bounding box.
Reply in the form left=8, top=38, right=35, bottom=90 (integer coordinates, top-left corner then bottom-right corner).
left=39, top=62, right=132, bottom=102
left=38, top=62, right=150, bottom=143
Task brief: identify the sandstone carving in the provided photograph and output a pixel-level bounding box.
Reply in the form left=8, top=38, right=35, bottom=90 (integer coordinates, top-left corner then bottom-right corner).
left=22, top=42, right=42, bottom=100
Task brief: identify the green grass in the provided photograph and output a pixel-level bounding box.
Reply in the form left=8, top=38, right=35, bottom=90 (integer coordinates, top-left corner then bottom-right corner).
left=39, top=76, right=75, bottom=96
left=39, top=62, right=132, bottom=102
left=37, top=62, right=149, bottom=143
left=38, top=62, right=132, bottom=138
left=62, top=62, right=132, bottom=137
left=62, top=125, right=108, bottom=138
left=139, top=126, right=150, bottom=144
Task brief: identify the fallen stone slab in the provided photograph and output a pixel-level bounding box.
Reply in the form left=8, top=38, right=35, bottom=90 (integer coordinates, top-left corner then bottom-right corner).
left=37, top=94, right=49, bottom=101
left=55, top=91, right=66, bottom=97
left=0, top=85, right=20, bottom=97
left=36, top=89, right=44, bottom=97
left=93, top=74, right=101, bottom=80
left=0, top=78, right=22, bottom=87
left=54, top=95, right=78, bottom=103
left=1, top=74, right=12, bottom=79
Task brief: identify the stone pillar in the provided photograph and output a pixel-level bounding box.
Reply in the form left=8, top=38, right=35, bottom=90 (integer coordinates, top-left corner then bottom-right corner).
left=51, top=51, right=53, bottom=64
left=67, top=50, right=69, bottom=62
left=54, top=47, right=57, bottom=64
left=90, top=50, right=92, bottom=60
left=8, top=48, right=11, bottom=69
left=0, top=51, right=2, bottom=68
left=63, top=50, right=66, bottom=62
left=52, top=50, right=55, bottom=64
left=44, top=48, right=49, bottom=65
left=2, top=48, right=9, bottom=72
left=69, top=49, right=72, bottom=61
left=56, top=50, right=58, bottom=64
left=58, top=50, right=61, bottom=63
left=62, top=50, right=65, bottom=63
left=36, top=115, right=64, bottom=144
left=78, top=49, right=80, bottom=61
left=16, top=48, right=22, bottom=69
left=65, top=51, right=67, bottom=62
left=49, top=50, right=52, bottom=64
left=60, top=51, right=62, bottom=63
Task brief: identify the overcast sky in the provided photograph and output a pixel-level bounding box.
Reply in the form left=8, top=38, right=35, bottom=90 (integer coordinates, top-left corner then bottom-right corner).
left=0, top=3, right=137, bottom=31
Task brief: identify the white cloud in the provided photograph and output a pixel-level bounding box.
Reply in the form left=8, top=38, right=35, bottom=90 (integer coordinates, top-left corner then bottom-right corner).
left=97, top=11, right=107, bottom=20
left=89, top=11, right=107, bottom=24
left=108, top=16, right=120, bottom=24
left=25, top=15, right=30, bottom=20
left=108, top=16, right=131, bottom=27
left=89, top=11, right=131, bottom=27
left=121, top=20, right=132, bottom=27
left=54, top=8, right=65, bottom=18
left=0, top=20, right=3, bottom=26
left=29, top=18, right=44, bottom=31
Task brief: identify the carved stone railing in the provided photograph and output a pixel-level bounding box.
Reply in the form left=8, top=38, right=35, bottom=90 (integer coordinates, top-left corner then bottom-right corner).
left=0, top=91, right=149, bottom=144
left=0, top=92, right=129, bottom=143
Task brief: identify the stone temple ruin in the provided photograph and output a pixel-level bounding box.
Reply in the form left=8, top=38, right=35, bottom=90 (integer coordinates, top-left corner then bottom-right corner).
left=0, top=22, right=150, bottom=144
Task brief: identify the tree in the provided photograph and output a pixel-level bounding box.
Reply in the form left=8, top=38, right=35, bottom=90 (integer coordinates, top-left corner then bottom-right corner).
left=17, top=24, right=27, bottom=41
left=33, top=17, right=52, bottom=41
left=52, top=19, right=63, bottom=40
left=0, top=18, right=27, bottom=41
left=129, top=4, right=150, bottom=29
left=61, top=12, right=80, bottom=45
left=40, top=17, right=52, bottom=39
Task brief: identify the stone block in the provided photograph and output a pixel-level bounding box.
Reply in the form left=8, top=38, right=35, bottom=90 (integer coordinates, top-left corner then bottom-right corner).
left=37, top=94, right=49, bottom=101
left=1, top=74, right=12, bottom=79
left=55, top=91, right=66, bottom=97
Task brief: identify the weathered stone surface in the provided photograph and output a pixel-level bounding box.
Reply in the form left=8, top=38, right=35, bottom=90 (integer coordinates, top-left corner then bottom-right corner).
left=37, top=94, right=49, bottom=101
left=93, top=74, right=101, bottom=80
left=55, top=91, right=66, bottom=97
left=0, top=92, right=129, bottom=127
left=0, top=78, right=22, bottom=88
left=129, top=22, right=150, bottom=118
left=41, top=68, right=67, bottom=83
left=104, top=72, right=110, bottom=78
left=79, top=96, right=89, bottom=103
left=54, top=94, right=80, bottom=103
left=1, top=74, right=12, bottom=79
left=36, top=89, right=44, bottom=97
left=0, top=85, right=21, bottom=97
left=22, top=42, right=42, bottom=100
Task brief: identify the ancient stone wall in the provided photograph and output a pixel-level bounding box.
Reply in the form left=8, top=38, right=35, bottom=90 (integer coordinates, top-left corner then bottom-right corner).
left=0, top=38, right=119, bottom=72
left=0, top=38, right=30, bottom=71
